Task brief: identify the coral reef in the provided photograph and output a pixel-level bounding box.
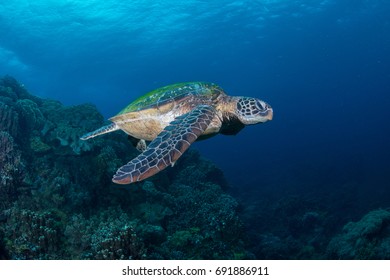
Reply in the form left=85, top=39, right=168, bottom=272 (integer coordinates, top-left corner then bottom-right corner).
left=15, top=99, right=44, bottom=133
left=0, top=131, right=24, bottom=209
left=0, top=101, right=19, bottom=137
left=64, top=209, right=146, bottom=260
left=327, top=209, right=390, bottom=259
left=42, top=103, right=103, bottom=154
left=2, top=75, right=388, bottom=260
left=0, top=76, right=32, bottom=101
left=0, top=76, right=247, bottom=259
left=239, top=194, right=333, bottom=259
left=4, top=208, right=63, bottom=259
left=141, top=179, right=248, bottom=259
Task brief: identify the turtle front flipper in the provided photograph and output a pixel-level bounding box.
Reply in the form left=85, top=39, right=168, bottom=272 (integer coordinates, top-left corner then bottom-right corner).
left=80, top=123, right=119, bottom=140
left=112, top=105, right=217, bottom=184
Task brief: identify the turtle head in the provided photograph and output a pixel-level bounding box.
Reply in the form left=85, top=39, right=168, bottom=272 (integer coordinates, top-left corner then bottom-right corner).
left=235, top=97, right=273, bottom=125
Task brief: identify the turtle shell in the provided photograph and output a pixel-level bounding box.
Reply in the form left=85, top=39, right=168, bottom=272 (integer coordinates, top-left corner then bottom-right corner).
left=115, top=82, right=224, bottom=115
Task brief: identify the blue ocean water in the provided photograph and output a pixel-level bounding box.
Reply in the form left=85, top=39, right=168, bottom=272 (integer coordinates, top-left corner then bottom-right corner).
left=1, top=0, right=390, bottom=240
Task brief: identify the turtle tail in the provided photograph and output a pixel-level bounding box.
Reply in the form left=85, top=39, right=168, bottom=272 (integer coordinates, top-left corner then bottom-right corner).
left=80, top=123, right=119, bottom=140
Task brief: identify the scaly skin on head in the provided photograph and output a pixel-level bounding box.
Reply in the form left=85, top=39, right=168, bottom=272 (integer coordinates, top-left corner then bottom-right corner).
left=235, top=96, right=273, bottom=124
left=217, top=95, right=273, bottom=125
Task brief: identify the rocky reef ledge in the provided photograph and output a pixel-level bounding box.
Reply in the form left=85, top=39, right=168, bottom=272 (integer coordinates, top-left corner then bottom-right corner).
left=0, top=75, right=248, bottom=260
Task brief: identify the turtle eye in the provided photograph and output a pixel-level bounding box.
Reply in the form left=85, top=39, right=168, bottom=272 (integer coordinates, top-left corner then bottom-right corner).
left=256, top=100, right=264, bottom=110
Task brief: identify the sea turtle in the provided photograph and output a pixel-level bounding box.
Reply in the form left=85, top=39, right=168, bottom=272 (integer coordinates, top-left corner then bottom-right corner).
left=81, top=82, right=273, bottom=184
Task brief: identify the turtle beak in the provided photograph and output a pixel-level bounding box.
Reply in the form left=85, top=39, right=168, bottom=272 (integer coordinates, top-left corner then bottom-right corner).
left=266, top=108, right=273, bottom=121
left=258, top=100, right=273, bottom=122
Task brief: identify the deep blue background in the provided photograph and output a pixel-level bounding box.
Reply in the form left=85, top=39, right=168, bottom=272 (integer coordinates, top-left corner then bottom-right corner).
left=1, top=0, right=389, bottom=210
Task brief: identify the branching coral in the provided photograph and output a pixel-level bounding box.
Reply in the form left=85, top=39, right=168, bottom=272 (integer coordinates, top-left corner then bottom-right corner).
left=4, top=209, right=63, bottom=259
left=64, top=209, right=146, bottom=260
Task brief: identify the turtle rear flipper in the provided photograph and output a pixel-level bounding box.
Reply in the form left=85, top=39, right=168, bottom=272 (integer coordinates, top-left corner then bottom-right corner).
left=80, top=123, right=119, bottom=140
left=112, top=105, right=216, bottom=184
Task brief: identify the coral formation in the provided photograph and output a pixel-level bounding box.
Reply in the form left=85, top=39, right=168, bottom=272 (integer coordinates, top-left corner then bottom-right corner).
left=4, top=208, right=63, bottom=259
left=43, top=103, right=103, bottom=154
left=0, top=101, right=19, bottom=137
left=64, top=209, right=146, bottom=260
left=0, top=76, right=247, bottom=259
left=1, top=75, right=388, bottom=260
left=241, top=194, right=330, bottom=259
left=327, top=209, right=390, bottom=259
left=15, top=99, right=44, bottom=132
left=0, top=131, right=24, bottom=208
